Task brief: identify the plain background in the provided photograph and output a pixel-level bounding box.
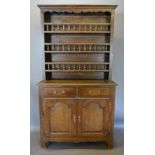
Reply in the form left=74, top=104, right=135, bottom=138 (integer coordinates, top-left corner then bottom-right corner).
left=30, top=0, right=124, bottom=129
left=1, top=0, right=155, bottom=155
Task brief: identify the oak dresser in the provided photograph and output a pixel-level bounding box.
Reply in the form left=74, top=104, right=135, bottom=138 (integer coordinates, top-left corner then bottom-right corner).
left=38, top=5, right=117, bottom=149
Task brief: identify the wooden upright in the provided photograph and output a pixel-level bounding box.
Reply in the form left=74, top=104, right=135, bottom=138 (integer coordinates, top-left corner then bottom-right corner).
left=38, top=5, right=117, bottom=149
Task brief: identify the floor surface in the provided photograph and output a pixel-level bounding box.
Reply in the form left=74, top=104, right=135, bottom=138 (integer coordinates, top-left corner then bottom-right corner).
left=31, top=127, right=124, bottom=155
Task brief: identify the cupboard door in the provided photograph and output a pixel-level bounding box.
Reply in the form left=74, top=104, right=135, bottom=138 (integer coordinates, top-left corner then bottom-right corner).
left=78, top=99, right=111, bottom=137
left=43, top=99, right=77, bottom=137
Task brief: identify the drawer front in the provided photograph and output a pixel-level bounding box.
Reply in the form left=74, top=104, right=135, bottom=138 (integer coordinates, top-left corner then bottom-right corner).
left=79, top=87, right=111, bottom=97
left=42, top=87, right=76, bottom=97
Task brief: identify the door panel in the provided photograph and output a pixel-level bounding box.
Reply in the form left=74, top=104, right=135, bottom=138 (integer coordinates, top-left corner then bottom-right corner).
left=82, top=102, right=103, bottom=132
left=50, top=103, right=71, bottom=132
left=43, top=99, right=76, bottom=137
left=78, top=99, right=111, bottom=137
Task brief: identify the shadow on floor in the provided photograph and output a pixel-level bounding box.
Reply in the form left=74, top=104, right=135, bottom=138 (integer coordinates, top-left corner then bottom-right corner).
left=30, top=127, right=124, bottom=155
left=47, top=141, right=107, bottom=150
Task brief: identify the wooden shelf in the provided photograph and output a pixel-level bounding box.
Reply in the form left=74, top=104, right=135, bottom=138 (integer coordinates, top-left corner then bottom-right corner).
left=45, top=62, right=110, bottom=64
left=44, top=31, right=111, bottom=34
left=44, top=23, right=111, bottom=33
left=45, top=43, right=110, bottom=45
left=45, top=51, right=110, bottom=54
left=45, top=62, right=109, bottom=72
left=45, top=70, right=110, bottom=72
left=44, top=23, right=111, bottom=25
left=44, top=43, right=110, bottom=52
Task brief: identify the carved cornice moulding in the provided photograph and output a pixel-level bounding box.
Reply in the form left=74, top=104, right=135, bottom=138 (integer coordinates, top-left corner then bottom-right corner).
left=38, top=5, right=117, bottom=13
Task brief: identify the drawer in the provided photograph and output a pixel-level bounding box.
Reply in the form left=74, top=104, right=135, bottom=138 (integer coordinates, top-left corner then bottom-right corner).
left=42, top=87, right=76, bottom=97
left=79, top=87, right=111, bottom=97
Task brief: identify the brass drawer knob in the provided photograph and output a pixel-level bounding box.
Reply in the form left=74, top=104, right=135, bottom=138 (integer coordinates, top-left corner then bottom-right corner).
left=97, top=90, right=100, bottom=94
left=89, top=90, right=92, bottom=93
left=53, top=90, right=65, bottom=95
left=61, top=90, right=65, bottom=94
left=89, top=90, right=101, bottom=95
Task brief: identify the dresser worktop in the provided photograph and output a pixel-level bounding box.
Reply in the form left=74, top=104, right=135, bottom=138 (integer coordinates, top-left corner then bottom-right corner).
left=38, top=80, right=117, bottom=87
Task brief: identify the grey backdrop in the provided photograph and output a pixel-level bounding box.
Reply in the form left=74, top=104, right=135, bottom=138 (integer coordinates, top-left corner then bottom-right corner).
left=30, top=0, right=124, bottom=129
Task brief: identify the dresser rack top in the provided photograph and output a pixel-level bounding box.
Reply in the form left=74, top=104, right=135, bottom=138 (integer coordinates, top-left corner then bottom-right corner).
left=38, top=5, right=118, bottom=12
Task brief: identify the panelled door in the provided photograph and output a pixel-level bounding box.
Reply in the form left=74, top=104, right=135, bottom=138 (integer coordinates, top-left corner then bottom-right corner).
left=43, top=99, right=77, bottom=137
left=77, top=99, right=111, bottom=137
left=42, top=98, right=111, bottom=138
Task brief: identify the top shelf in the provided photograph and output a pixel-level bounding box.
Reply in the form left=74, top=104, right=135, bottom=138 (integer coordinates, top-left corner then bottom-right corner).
left=44, top=23, right=111, bottom=25
left=44, top=23, right=111, bottom=34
